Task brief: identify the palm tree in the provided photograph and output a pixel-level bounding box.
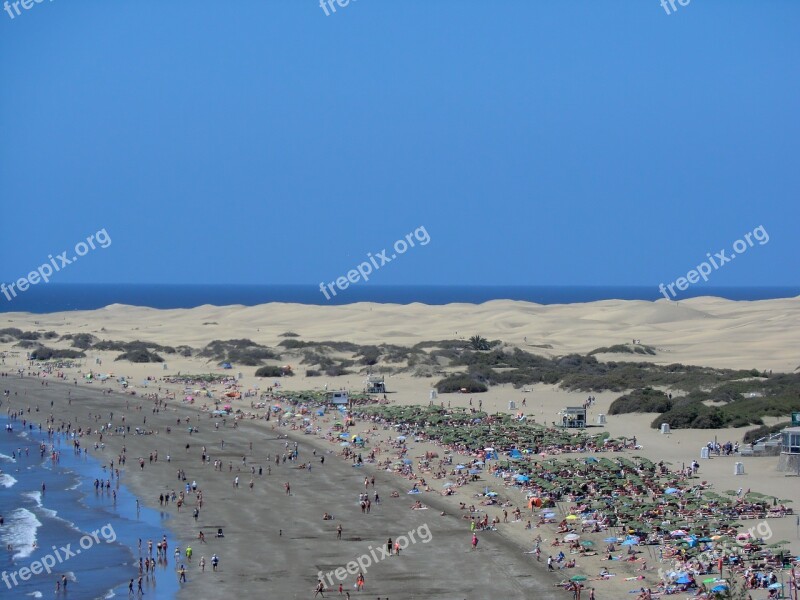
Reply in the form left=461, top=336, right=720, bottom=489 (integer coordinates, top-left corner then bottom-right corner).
left=469, top=335, right=490, bottom=351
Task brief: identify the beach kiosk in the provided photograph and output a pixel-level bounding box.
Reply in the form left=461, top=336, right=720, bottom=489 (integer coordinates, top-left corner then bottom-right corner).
left=560, top=406, right=587, bottom=428
left=327, top=390, right=349, bottom=406
left=777, top=425, right=800, bottom=473
left=365, top=375, right=386, bottom=394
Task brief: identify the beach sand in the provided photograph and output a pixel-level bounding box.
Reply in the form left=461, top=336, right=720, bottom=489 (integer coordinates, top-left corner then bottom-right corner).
left=1, top=297, right=798, bottom=599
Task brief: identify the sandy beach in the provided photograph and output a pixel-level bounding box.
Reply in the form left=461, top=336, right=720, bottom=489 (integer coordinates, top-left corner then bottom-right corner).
left=1, top=297, right=799, bottom=599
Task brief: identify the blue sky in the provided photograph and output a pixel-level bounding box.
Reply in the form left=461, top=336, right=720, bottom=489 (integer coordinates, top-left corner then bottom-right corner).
left=1, top=0, right=798, bottom=287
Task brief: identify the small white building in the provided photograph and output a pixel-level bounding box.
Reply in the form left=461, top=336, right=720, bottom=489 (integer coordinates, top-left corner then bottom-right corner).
left=328, top=390, right=349, bottom=405
left=365, top=375, right=386, bottom=394
left=560, top=406, right=587, bottom=428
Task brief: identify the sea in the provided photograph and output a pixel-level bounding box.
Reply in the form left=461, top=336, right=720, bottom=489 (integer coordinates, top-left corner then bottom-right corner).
left=1, top=284, right=798, bottom=313
left=0, top=414, right=180, bottom=600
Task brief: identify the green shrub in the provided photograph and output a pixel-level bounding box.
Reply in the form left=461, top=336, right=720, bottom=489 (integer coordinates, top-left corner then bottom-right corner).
left=435, top=374, right=488, bottom=393
left=29, top=347, right=86, bottom=360
left=115, top=348, right=163, bottom=363
left=609, top=388, right=672, bottom=415
left=255, top=366, right=292, bottom=377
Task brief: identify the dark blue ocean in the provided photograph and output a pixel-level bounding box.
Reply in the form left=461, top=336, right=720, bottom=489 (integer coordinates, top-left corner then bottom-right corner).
left=1, top=284, right=798, bottom=313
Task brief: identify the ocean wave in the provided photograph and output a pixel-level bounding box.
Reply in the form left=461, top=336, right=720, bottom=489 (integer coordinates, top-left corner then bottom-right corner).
left=24, top=491, right=58, bottom=519
left=1, top=508, right=42, bottom=560
left=0, top=452, right=16, bottom=462
left=26, top=592, right=43, bottom=599
left=0, top=473, right=17, bottom=488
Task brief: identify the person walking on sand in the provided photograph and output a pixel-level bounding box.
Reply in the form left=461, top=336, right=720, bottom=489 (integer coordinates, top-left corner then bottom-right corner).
left=314, top=579, right=326, bottom=597
left=200, top=556, right=206, bottom=572
left=179, top=565, right=186, bottom=583
left=471, top=533, right=479, bottom=551
left=337, top=524, right=342, bottom=540
left=285, top=481, right=291, bottom=495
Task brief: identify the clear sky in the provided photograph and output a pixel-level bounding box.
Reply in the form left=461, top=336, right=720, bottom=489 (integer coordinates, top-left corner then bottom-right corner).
left=1, top=0, right=798, bottom=288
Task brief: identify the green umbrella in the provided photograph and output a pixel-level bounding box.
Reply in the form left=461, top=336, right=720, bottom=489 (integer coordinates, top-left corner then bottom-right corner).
left=570, top=575, right=588, bottom=582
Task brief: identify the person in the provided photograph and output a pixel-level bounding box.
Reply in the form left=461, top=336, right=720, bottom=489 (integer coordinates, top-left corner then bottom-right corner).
left=314, top=579, right=326, bottom=597
left=200, top=556, right=206, bottom=572
left=179, top=564, right=187, bottom=583
left=588, top=588, right=595, bottom=600
left=337, top=524, right=343, bottom=540
left=471, top=533, right=479, bottom=551
left=211, top=554, right=219, bottom=571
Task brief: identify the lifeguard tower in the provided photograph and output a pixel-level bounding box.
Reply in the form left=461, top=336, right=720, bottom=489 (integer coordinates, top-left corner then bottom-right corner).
left=777, top=420, right=800, bottom=473
left=560, top=406, right=587, bottom=428
left=365, top=375, right=386, bottom=394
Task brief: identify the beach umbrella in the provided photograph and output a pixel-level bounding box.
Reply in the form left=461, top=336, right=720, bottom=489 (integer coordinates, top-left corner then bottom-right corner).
left=442, top=482, right=455, bottom=488
left=671, top=529, right=688, bottom=537
left=469, top=469, right=481, bottom=475
left=664, top=488, right=679, bottom=494
left=570, top=575, right=587, bottom=582
left=580, top=540, right=594, bottom=547
left=402, top=459, right=412, bottom=465
left=603, top=537, right=618, bottom=543
left=702, top=578, right=719, bottom=584
left=543, top=512, right=556, bottom=519
left=566, top=515, right=579, bottom=521
left=621, top=538, right=639, bottom=546
left=563, top=533, right=580, bottom=542
left=515, top=475, right=530, bottom=482
left=767, top=583, right=783, bottom=590
left=675, top=575, right=691, bottom=584
left=340, top=442, right=350, bottom=446
left=456, top=464, right=466, bottom=470
left=711, top=584, right=728, bottom=592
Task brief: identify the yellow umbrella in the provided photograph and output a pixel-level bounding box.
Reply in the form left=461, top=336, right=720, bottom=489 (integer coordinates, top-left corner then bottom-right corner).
left=566, top=515, right=579, bottom=521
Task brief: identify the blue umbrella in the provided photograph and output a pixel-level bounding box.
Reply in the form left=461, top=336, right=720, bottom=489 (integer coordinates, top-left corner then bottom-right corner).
left=515, top=475, right=530, bottom=482
left=711, top=584, right=728, bottom=592
left=664, top=487, right=679, bottom=494
left=543, top=512, right=556, bottom=518
left=402, top=458, right=412, bottom=464
left=768, top=583, right=783, bottom=590
left=621, top=538, right=639, bottom=546
left=469, top=469, right=481, bottom=475
left=675, top=575, right=691, bottom=584
left=603, top=537, right=618, bottom=543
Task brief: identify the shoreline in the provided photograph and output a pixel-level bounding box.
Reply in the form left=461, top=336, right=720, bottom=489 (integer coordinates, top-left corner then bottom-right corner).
left=0, top=412, right=183, bottom=599
left=3, top=375, right=569, bottom=599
